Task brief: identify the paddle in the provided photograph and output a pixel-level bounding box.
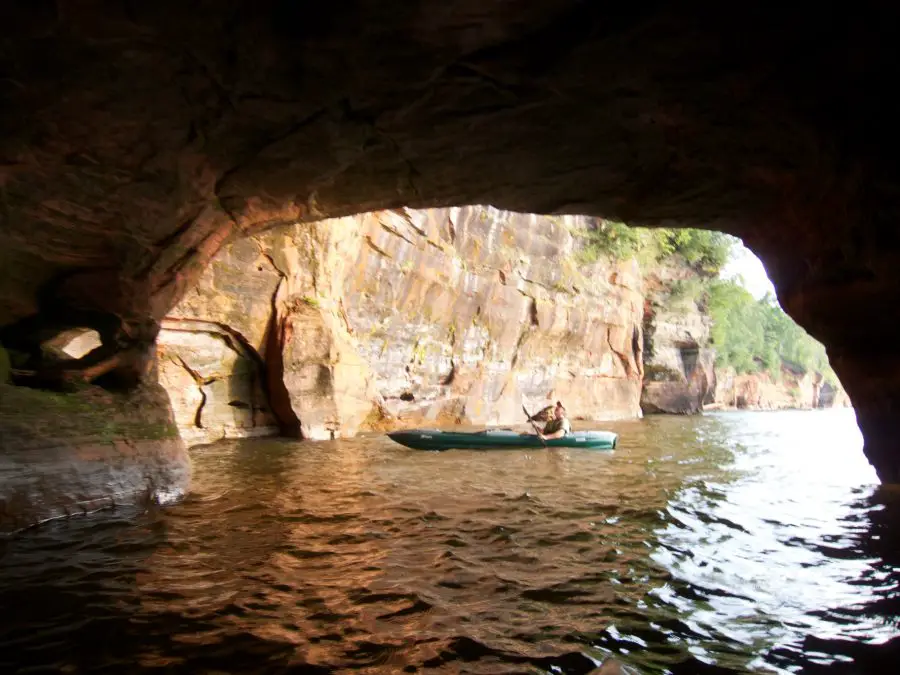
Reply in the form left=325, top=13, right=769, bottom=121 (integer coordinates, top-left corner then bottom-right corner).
left=522, top=404, right=547, bottom=447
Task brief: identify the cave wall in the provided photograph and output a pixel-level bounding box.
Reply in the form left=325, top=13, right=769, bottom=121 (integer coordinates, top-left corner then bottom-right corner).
left=0, top=381, right=190, bottom=533
left=158, top=236, right=286, bottom=444
left=4, top=3, right=900, bottom=478
left=160, top=219, right=381, bottom=442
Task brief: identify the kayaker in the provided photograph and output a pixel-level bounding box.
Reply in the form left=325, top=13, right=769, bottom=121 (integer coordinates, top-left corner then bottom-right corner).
left=538, top=401, right=571, bottom=440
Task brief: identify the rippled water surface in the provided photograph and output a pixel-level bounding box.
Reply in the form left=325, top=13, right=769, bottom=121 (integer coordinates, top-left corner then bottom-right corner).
left=3, top=410, right=900, bottom=674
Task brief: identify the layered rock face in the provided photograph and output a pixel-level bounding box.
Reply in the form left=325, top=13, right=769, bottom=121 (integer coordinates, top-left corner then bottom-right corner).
left=161, top=216, right=382, bottom=441
left=641, top=268, right=716, bottom=415
left=346, top=208, right=643, bottom=426
left=160, top=207, right=644, bottom=441
left=5, top=3, right=900, bottom=480
left=157, top=237, right=285, bottom=445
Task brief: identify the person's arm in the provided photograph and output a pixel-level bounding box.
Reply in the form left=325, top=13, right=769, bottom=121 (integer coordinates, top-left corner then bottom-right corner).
left=540, top=428, right=567, bottom=440
left=540, top=418, right=570, bottom=440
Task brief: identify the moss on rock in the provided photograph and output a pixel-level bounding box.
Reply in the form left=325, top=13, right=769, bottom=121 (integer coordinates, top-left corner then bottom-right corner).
left=0, top=382, right=179, bottom=448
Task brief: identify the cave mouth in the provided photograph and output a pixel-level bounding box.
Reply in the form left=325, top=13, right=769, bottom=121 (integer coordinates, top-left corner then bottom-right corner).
left=2, top=3, right=900, bottom=669
left=133, top=208, right=851, bottom=449
left=3, top=2, right=900, bottom=486
left=678, top=344, right=699, bottom=380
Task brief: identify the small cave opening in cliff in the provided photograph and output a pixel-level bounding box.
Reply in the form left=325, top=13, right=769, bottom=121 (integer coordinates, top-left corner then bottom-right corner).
left=0, top=313, right=152, bottom=394
left=678, top=344, right=699, bottom=380
left=48, top=328, right=103, bottom=359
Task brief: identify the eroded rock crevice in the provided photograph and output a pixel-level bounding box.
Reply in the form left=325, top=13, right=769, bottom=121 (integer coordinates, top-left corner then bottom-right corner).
left=261, top=276, right=302, bottom=438
left=0, top=289, right=161, bottom=394
left=157, top=318, right=278, bottom=445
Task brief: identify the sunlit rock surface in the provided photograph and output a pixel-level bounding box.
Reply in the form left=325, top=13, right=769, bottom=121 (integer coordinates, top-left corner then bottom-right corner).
left=345, top=208, right=644, bottom=428
left=158, top=236, right=282, bottom=444
left=160, top=207, right=644, bottom=440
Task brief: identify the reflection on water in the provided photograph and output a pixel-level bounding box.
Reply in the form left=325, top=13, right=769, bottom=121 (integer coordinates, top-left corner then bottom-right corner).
left=1, top=409, right=899, bottom=673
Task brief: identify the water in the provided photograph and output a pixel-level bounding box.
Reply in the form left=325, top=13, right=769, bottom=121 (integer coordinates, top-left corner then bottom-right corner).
left=2, top=409, right=899, bottom=674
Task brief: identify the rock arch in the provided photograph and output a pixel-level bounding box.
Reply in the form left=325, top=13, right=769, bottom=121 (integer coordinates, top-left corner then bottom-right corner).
left=3, top=2, right=900, bottom=485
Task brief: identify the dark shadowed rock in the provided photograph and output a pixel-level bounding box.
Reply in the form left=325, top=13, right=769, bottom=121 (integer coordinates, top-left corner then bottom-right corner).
left=0, top=382, right=189, bottom=533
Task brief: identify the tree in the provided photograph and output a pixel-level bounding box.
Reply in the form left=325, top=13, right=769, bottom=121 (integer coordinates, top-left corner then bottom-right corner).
left=707, top=279, right=836, bottom=380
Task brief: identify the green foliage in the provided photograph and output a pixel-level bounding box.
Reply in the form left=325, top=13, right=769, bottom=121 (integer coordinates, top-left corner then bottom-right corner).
left=570, top=218, right=837, bottom=383
left=301, top=295, right=320, bottom=308
left=667, top=277, right=708, bottom=311
left=574, top=220, right=645, bottom=263
left=707, top=280, right=837, bottom=381
left=574, top=220, right=733, bottom=274
left=665, top=228, right=732, bottom=274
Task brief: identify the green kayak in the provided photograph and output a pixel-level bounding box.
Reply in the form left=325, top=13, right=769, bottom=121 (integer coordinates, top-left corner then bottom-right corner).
left=386, top=428, right=617, bottom=451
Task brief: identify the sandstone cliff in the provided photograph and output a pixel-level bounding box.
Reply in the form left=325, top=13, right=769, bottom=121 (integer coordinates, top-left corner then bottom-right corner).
left=159, top=207, right=645, bottom=443
left=640, top=266, right=716, bottom=415
left=636, top=262, right=855, bottom=418
left=711, top=366, right=851, bottom=411
left=157, top=207, right=854, bottom=442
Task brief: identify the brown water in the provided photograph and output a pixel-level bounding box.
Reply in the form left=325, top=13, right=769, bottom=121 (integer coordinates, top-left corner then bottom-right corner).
left=2, top=409, right=899, bottom=674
